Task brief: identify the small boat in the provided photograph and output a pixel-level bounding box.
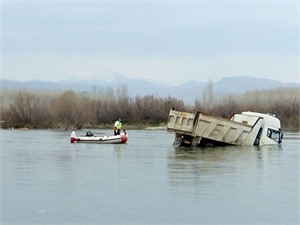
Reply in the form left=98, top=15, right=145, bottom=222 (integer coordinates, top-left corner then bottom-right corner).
left=75, top=130, right=128, bottom=144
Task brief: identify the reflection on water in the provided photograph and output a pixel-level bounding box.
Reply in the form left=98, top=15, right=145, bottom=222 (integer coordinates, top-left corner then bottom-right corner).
left=168, top=145, right=284, bottom=187
left=1, top=129, right=299, bottom=224
left=167, top=143, right=298, bottom=223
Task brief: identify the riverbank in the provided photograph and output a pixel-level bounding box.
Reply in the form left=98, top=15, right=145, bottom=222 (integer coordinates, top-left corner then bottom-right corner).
left=1, top=122, right=168, bottom=131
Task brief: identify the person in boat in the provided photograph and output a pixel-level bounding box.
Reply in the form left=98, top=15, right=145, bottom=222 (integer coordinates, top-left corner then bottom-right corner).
left=114, top=118, right=122, bottom=135
left=70, top=128, right=79, bottom=143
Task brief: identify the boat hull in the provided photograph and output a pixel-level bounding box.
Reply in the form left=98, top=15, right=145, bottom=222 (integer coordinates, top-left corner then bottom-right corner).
left=76, top=134, right=127, bottom=144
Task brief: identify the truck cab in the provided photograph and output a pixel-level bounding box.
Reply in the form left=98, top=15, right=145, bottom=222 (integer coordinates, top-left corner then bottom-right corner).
left=240, top=112, right=283, bottom=145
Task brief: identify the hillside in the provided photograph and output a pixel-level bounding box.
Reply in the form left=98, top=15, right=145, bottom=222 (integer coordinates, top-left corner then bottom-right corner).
left=1, top=75, right=299, bottom=103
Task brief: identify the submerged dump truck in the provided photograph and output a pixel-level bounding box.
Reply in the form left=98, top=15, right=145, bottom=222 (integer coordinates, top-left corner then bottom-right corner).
left=167, top=109, right=283, bottom=147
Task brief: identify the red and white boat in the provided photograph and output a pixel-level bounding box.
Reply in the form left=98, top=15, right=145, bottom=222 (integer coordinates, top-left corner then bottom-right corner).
left=74, top=131, right=128, bottom=144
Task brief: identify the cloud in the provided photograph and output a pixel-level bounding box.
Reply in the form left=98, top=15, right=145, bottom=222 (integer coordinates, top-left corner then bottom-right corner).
left=2, top=1, right=298, bottom=84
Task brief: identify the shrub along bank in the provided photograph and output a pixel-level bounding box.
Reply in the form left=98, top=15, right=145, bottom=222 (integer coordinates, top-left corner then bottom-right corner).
left=0, top=87, right=299, bottom=132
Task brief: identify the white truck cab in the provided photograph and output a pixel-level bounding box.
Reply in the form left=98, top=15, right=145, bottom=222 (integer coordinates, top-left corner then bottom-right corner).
left=239, top=111, right=283, bottom=145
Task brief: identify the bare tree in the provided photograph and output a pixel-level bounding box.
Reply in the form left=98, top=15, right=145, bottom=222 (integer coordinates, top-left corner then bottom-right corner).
left=7, top=90, right=40, bottom=128
left=50, top=90, right=78, bottom=128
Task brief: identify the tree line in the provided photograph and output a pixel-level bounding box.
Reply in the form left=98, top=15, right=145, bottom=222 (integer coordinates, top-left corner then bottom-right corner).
left=1, top=86, right=299, bottom=131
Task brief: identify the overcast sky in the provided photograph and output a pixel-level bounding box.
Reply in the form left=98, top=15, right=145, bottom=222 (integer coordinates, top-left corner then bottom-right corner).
left=1, top=0, right=299, bottom=85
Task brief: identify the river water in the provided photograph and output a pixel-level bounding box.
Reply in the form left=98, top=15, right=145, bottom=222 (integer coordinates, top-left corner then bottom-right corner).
left=1, top=129, right=299, bottom=225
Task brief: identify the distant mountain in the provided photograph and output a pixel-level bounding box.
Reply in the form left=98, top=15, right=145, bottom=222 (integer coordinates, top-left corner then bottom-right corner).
left=213, top=76, right=298, bottom=93
left=1, top=75, right=299, bottom=104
